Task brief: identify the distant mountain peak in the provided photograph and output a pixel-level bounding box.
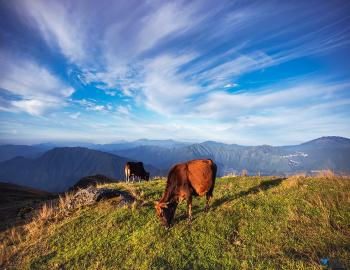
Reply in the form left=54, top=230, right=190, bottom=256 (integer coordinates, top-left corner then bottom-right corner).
left=135, top=139, right=182, bottom=144
left=200, top=141, right=226, bottom=147
left=302, top=136, right=350, bottom=146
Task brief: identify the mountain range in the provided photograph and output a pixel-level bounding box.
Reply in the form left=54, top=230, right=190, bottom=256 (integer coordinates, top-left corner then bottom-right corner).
left=0, top=136, right=349, bottom=192
left=114, top=136, right=350, bottom=176
left=0, top=147, right=161, bottom=192
left=0, top=139, right=190, bottom=162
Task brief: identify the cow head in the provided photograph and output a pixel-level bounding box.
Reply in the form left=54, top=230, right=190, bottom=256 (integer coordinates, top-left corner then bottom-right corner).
left=155, top=201, right=177, bottom=228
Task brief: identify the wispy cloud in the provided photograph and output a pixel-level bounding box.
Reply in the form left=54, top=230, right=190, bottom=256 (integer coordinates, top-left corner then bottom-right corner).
left=116, top=105, right=131, bottom=115
left=18, top=0, right=88, bottom=65
left=0, top=52, right=74, bottom=116
left=192, top=81, right=350, bottom=120
left=73, top=99, right=111, bottom=113
left=69, top=112, right=81, bottom=119
left=1, top=0, right=350, bottom=144
left=138, top=54, right=200, bottom=114
left=224, top=83, right=238, bottom=88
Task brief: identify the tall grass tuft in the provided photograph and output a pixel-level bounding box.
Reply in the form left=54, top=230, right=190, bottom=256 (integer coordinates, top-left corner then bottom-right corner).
left=316, top=169, right=335, bottom=179
left=24, top=202, right=56, bottom=240
left=241, top=169, right=248, bottom=176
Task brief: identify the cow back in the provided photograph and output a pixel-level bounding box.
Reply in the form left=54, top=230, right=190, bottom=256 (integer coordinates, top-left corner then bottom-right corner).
left=187, top=159, right=216, bottom=196
left=126, top=161, right=149, bottom=179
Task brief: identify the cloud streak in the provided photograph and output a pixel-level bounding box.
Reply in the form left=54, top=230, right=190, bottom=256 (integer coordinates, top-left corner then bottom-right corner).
left=18, top=0, right=87, bottom=64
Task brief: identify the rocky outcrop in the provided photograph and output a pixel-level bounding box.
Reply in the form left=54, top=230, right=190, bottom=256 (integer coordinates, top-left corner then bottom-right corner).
left=69, top=174, right=118, bottom=191
left=60, top=186, right=135, bottom=215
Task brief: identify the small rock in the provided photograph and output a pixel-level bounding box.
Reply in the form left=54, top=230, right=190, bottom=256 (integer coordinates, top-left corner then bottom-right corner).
left=63, top=186, right=134, bottom=211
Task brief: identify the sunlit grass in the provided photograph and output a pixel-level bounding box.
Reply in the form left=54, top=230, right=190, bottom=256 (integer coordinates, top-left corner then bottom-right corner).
left=1, top=176, right=350, bottom=269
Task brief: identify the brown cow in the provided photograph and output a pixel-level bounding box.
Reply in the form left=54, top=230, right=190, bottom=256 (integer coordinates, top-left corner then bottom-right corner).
left=125, top=162, right=150, bottom=182
left=155, top=159, right=217, bottom=227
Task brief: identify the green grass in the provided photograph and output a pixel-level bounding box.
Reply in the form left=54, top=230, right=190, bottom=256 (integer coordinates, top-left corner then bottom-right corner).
left=3, top=176, right=350, bottom=269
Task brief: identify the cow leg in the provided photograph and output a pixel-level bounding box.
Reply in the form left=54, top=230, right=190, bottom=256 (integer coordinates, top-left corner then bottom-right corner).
left=205, top=194, right=212, bottom=212
left=205, top=183, right=215, bottom=212
left=187, top=196, right=193, bottom=222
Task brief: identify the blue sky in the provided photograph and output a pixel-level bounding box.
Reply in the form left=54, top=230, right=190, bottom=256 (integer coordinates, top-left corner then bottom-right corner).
left=0, top=0, right=350, bottom=145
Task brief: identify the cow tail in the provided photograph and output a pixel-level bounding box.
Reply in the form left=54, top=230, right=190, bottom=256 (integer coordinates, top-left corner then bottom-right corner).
left=125, top=166, right=129, bottom=182
left=212, top=162, right=217, bottom=181
left=208, top=162, right=217, bottom=197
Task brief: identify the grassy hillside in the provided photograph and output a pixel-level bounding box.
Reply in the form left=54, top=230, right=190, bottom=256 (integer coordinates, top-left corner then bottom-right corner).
left=0, top=182, right=54, bottom=231
left=1, top=175, right=350, bottom=269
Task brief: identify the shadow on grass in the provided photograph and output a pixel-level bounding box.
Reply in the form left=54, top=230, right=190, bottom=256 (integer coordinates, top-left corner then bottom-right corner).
left=166, top=178, right=285, bottom=225
left=174, top=207, right=204, bottom=223
left=211, top=178, right=285, bottom=210
left=151, top=256, right=174, bottom=270
left=30, top=251, right=57, bottom=269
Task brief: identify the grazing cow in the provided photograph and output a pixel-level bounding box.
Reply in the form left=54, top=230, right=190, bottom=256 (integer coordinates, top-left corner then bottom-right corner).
left=155, top=159, right=217, bottom=228
left=124, top=162, right=150, bottom=182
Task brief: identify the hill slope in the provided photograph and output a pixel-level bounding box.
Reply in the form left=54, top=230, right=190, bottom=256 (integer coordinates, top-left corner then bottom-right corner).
left=2, top=176, right=349, bottom=269
left=0, top=182, right=54, bottom=231
left=0, top=147, right=160, bottom=192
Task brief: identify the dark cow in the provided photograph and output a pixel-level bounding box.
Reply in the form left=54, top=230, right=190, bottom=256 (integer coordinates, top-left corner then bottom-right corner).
left=155, top=159, right=217, bottom=228
left=125, top=162, right=150, bottom=182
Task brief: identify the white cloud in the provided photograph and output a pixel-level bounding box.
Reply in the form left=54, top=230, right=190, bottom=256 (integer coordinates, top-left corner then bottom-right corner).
left=139, top=54, right=200, bottom=115
left=136, top=2, right=199, bottom=54
left=105, top=90, right=117, bottom=96
left=224, top=83, right=238, bottom=88
left=191, top=52, right=273, bottom=87
left=69, top=112, right=81, bottom=119
left=93, top=105, right=105, bottom=111
left=74, top=99, right=108, bottom=112
left=81, top=1, right=207, bottom=98
left=18, top=0, right=87, bottom=64
left=10, top=99, right=55, bottom=116
left=193, top=81, right=350, bottom=120
left=0, top=53, right=74, bottom=116
left=116, top=105, right=131, bottom=115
